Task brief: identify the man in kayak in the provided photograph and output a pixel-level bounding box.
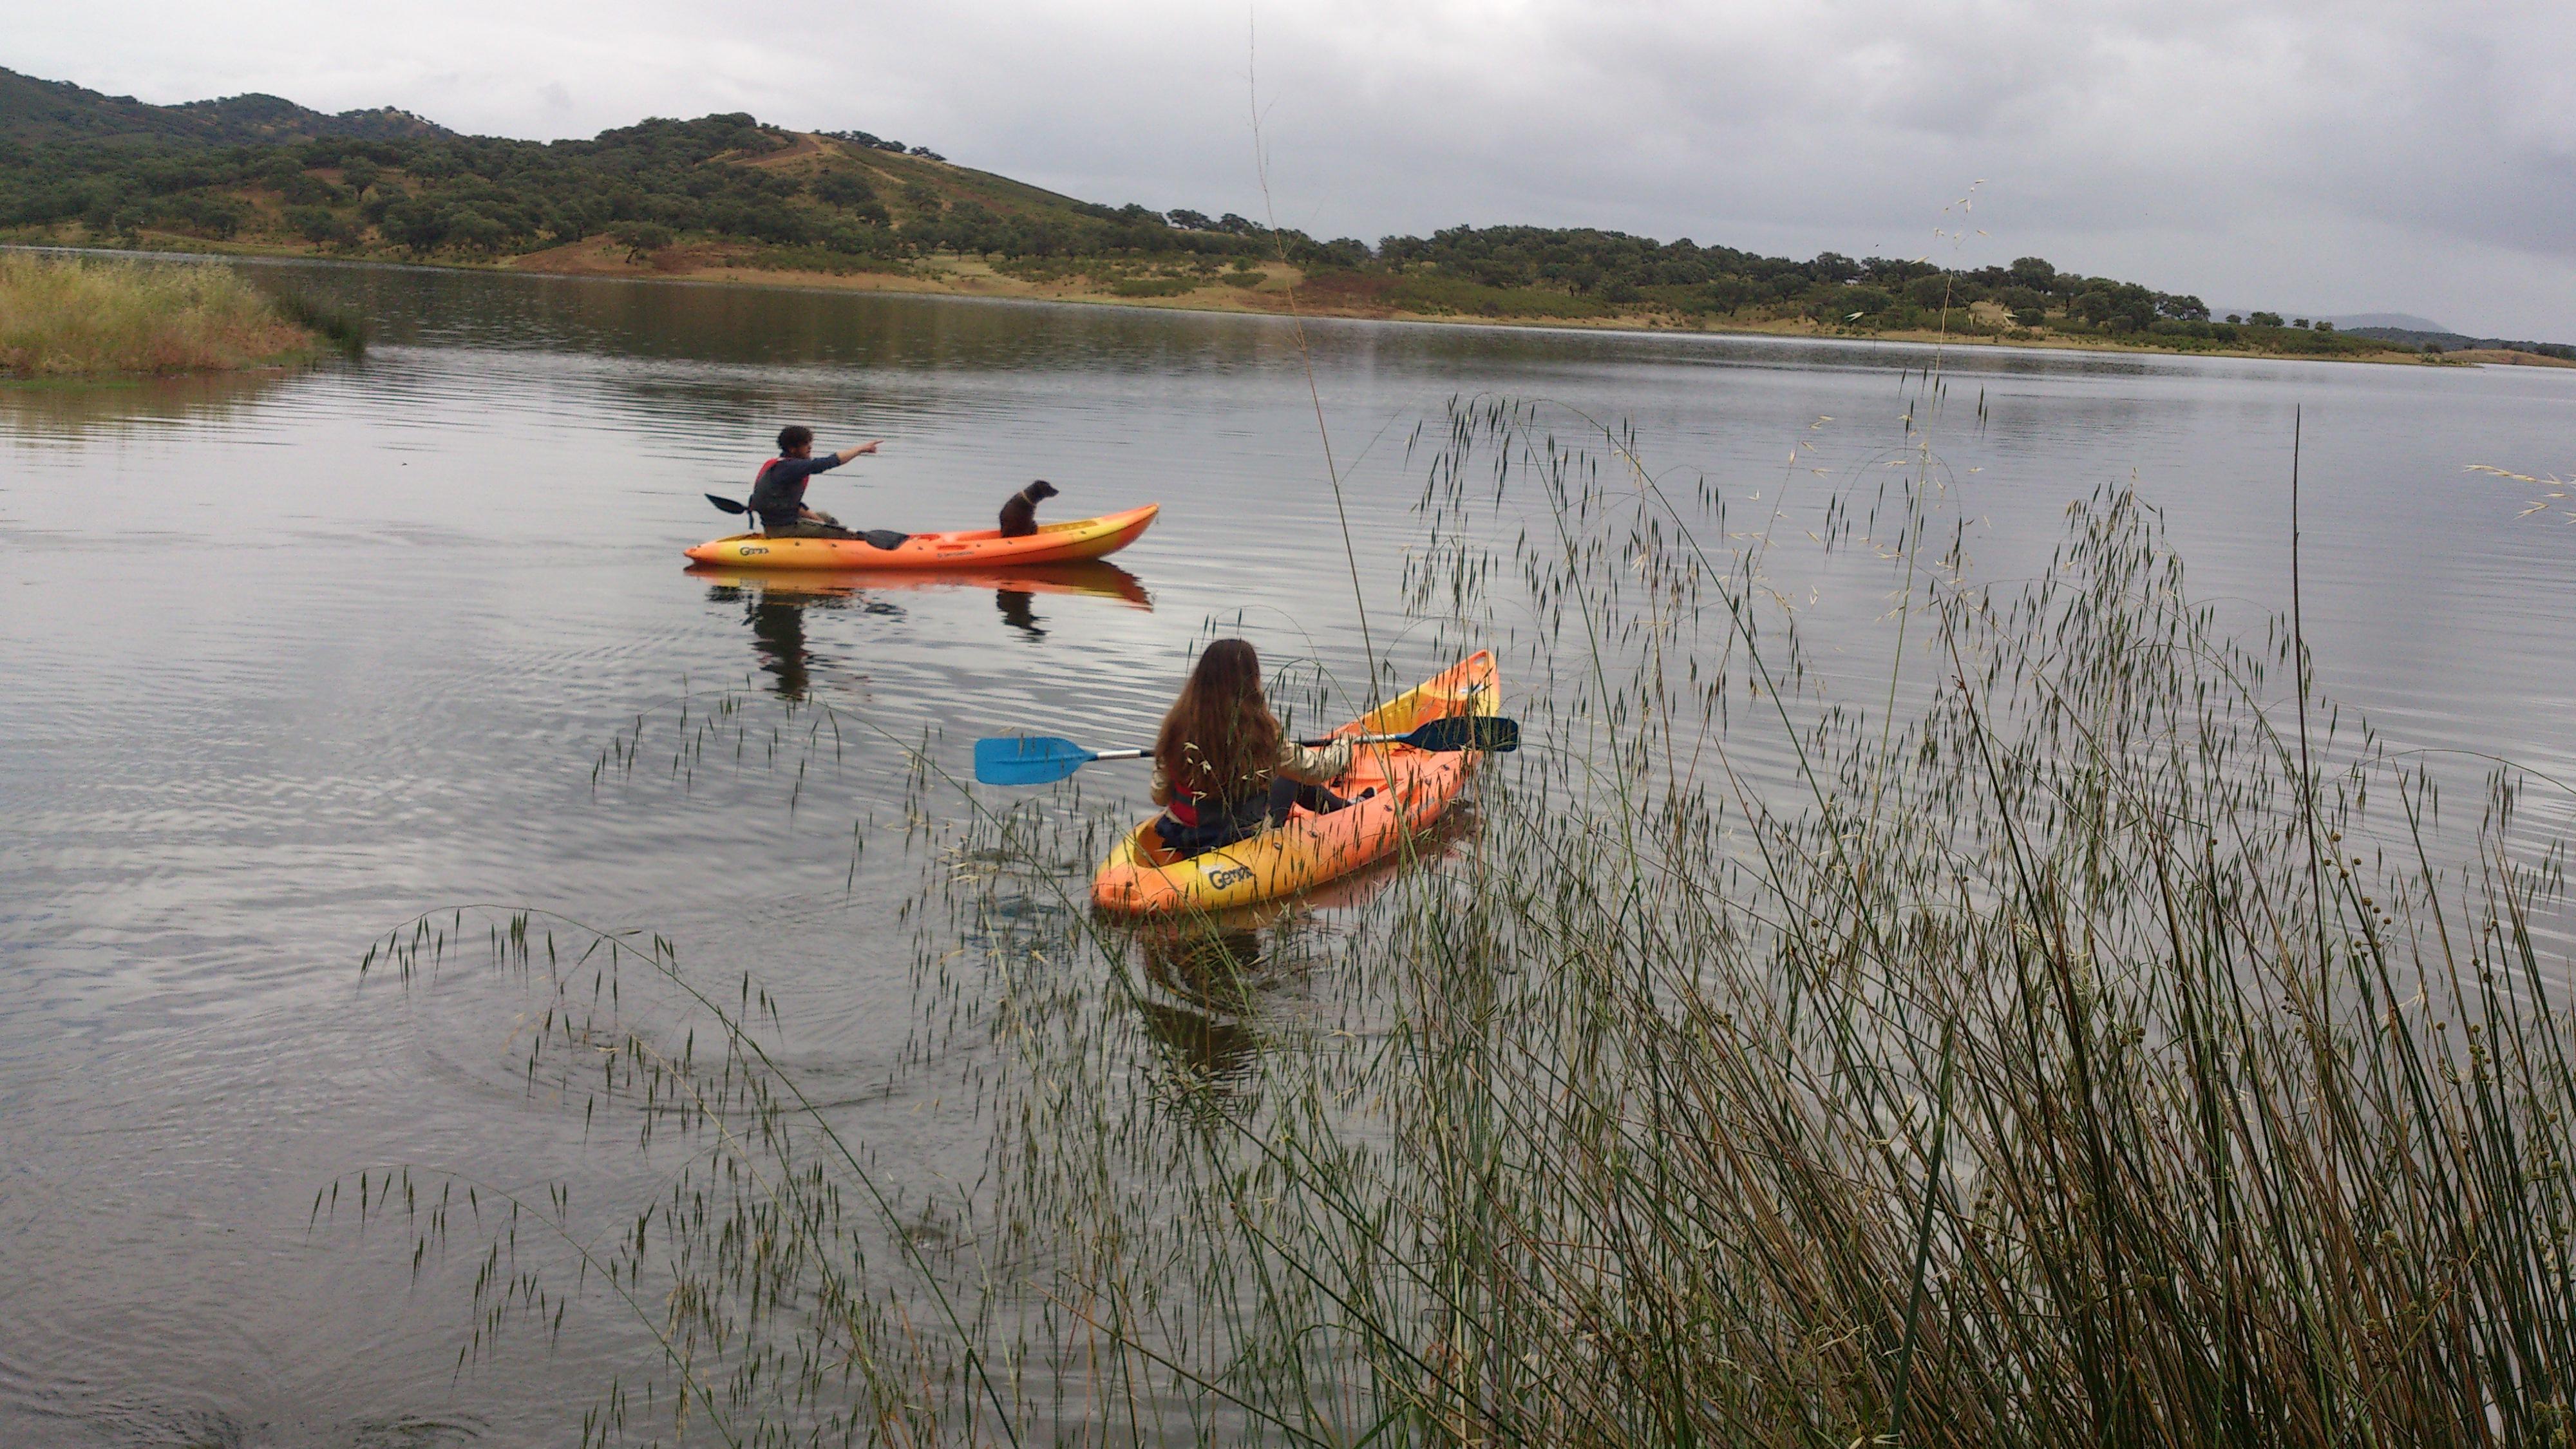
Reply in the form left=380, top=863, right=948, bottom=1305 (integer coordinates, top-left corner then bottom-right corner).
left=750, top=426, right=882, bottom=538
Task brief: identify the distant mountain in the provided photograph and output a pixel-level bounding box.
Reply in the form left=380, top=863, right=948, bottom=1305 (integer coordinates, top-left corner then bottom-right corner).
left=2344, top=326, right=2576, bottom=360
left=2324, top=312, right=2450, bottom=333
left=2210, top=308, right=2456, bottom=334
left=0, top=66, right=449, bottom=146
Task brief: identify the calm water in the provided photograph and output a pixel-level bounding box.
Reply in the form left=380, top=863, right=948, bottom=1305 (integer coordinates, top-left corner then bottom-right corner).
left=3, top=259, right=2573, bottom=1445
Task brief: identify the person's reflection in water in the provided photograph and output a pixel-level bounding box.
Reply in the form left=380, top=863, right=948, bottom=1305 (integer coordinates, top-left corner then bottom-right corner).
left=996, top=587, right=1045, bottom=640
left=1132, top=922, right=1270, bottom=1088
left=746, top=592, right=812, bottom=697
left=703, top=580, right=898, bottom=698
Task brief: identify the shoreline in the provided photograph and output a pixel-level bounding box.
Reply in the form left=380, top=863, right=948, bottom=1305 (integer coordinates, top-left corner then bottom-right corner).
left=15, top=234, right=2556, bottom=370
left=497, top=238, right=2461, bottom=367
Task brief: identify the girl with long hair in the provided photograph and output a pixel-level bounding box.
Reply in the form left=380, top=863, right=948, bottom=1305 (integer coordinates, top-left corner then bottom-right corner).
left=1150, top=639, right=1356, bottom=857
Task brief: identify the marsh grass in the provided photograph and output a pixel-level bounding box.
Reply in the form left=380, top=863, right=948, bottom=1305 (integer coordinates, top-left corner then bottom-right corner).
left=355, top=395, right=2576, bottom=1446
left=0, top=252, right=332, bottom=375
left=270, top=287, right=370, bottom=357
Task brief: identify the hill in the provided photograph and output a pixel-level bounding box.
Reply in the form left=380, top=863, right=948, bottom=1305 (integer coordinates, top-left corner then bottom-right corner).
left=2342, top=327, right=2576, bottom=363
left=0, top=66, right=2539, bottom=361
left=0, top=66, right=448, bottom=147
left=2324, top=312, right=2451, bottom=333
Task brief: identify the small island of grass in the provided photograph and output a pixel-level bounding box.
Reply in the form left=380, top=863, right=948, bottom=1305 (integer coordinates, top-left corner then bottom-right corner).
left=0, top=252, right=334, bottom=377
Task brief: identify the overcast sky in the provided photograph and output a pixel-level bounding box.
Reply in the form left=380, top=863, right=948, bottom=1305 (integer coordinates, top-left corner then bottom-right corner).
left=14, top=1, right=2575, bottom=335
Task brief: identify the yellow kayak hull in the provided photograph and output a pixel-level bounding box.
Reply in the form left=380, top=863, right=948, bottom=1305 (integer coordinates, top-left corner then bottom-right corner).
left=1091, top=651, right=1500, bottom=916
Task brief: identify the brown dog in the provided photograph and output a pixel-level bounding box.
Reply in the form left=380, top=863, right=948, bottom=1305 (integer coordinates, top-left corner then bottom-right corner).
left=998, top=479, right=1059, bottom=537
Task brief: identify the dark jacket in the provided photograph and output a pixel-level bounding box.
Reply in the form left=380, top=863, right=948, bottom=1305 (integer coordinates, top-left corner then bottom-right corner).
left=747, top=453, right=846, bottom=528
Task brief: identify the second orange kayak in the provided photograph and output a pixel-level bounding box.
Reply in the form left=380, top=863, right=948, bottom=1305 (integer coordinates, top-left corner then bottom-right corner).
left=1092, top=652, right=1500, bottom=915
left=685, top=503, right=1158, bottom=570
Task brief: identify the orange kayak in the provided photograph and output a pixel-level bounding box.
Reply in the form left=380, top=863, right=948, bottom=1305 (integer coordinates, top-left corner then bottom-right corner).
left=1092, top=651, right=1499, bottom=915
left=685, top=504, right=1158, bottom=570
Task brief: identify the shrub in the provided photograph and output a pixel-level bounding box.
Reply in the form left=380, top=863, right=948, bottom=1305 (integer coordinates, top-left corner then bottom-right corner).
left=284, top=205, right=352, bottom=244
left=0, top=254, right=316, bottom=374
left=611, top=220, right=674, bottom=261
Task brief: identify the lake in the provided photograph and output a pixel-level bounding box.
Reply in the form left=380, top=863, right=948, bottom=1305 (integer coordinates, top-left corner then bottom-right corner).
left=4, top=257, right=2573, bottom=1446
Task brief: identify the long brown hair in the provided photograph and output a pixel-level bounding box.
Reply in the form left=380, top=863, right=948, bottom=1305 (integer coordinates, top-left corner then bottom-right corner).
left=1155, top=638, right=1282, bottom=803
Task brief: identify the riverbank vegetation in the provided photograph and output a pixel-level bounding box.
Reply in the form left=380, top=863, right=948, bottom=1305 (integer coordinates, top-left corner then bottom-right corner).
left=0, top=252, right=335, bottom=376
left=356, top=395, right=2576, bottom=1445
left=6, top=67, right=2533, bottom=360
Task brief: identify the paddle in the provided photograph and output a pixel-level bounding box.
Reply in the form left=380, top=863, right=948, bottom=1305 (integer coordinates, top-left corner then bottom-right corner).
left=974, top=715, right=1519, bottom=787
left=703, top=493, right=909, bottom=551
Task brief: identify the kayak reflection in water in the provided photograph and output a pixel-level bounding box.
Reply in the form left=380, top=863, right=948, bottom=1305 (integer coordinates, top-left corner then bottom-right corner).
left=747, top=424, right=882, bottom=539
left=1150, top=639, right=1359, bottom=858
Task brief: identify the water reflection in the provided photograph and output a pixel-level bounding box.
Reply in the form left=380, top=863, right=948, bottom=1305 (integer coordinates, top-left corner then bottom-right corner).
left=1115, top=812, right=1479, bottom=1086
left=685, top=560, right=1148, bottom=606
left=691, top=561, right=1150, bottom=690
left=996, top=587, right=1045, bottom=639
left=0, top=368, right=302, bottom=442
left=690, top=562, right=1147, bottom=668
left=696, top=573, right=898, bottom=697
left=743, top=591, right=820, bottom=697
left=1130, top=921, right=1280, bottom=1086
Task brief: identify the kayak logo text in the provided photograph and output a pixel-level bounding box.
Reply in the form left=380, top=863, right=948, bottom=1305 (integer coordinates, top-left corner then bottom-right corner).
left=1206, top=864, right=1255, bottom=889
left=740, top=546, right=770, bottom=556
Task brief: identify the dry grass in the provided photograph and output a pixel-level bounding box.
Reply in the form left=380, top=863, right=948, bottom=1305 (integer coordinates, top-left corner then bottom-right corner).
left=0, top=252, right=317, bottom=377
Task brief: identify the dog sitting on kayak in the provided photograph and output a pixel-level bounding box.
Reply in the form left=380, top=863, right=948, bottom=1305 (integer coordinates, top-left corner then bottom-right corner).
left=997, top=480, right=1059, bottom=538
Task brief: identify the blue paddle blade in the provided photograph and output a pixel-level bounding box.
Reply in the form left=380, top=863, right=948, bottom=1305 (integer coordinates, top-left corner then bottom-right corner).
left=974, top=735, right=1095, bottom=786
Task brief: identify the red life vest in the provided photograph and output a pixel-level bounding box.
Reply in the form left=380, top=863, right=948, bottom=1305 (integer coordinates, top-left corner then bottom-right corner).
left=747, top=457, right=793, bottom=522
left=1162, top=790, right=1267, bottom=830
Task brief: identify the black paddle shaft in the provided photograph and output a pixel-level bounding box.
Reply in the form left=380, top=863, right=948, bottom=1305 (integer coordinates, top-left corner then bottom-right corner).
left=1070, top=719, right=1505, bottom=764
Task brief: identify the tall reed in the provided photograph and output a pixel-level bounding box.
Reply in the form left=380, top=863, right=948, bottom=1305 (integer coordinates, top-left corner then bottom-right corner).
left=0, top=252, right=324, bottom=375
left=358, top=397, right=2576, bottom=1447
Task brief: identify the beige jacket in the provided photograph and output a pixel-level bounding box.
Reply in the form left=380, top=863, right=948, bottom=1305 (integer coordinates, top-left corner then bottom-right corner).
left=1151, top=735, right=1355, bottom=807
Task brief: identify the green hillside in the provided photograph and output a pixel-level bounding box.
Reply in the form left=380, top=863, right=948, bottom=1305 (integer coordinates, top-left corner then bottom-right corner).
left=0, top=77, right=1293, bottom=272
left=0, top=66, right=2451, bottom=357
left=0, top=66, right=447, bottom=147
